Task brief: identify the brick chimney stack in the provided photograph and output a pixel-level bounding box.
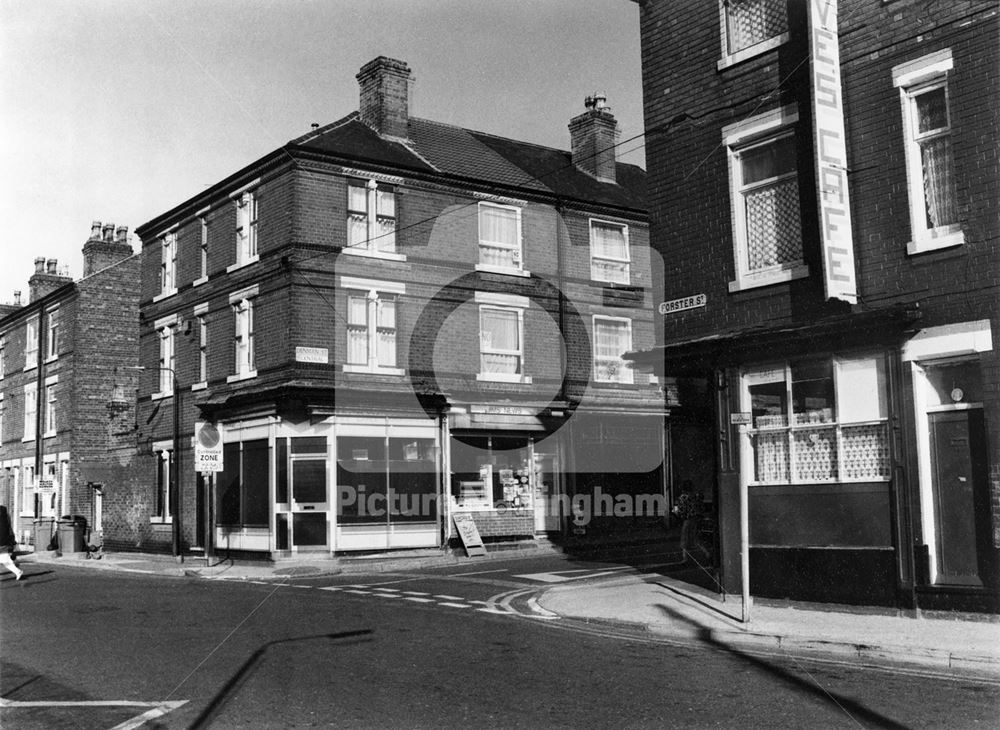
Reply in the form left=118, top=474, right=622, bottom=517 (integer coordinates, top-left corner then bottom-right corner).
left=357, top=56, right=412, bottom=140
left=568, top=94, right=619, bottom=184
left=29, top=255, right=72, bottom=303
left=83, top=220, right=133, bottom=277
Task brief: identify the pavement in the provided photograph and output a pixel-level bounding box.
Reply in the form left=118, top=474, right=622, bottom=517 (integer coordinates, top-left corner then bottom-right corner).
left=16, top=545, right=1000, bottom=679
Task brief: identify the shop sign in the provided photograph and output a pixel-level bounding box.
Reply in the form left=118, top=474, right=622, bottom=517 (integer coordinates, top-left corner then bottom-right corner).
left=809, top=0, right=858, bottom=304
left=295, top=346, right=329, bottom=364
left=453, top=513, right=487, bottom=557
left=194, top=421, right=224, bottom=472
left=470, top=404, right=535, bottom=416
left=658, top=294, right=706, bottom=316
left=730, top=412, right=752, bottom=426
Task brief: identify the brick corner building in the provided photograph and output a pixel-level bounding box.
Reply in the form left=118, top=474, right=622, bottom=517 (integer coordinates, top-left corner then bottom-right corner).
left=632, top=0, right=999, bottom=612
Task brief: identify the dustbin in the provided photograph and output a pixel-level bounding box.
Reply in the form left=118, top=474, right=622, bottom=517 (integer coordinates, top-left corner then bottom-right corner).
left=57, top=515, right=88, bottom=554
left=33, top=517, right=56, bottom=551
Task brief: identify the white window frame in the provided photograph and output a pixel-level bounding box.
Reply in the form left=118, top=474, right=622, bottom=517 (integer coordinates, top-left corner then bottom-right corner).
left=24, top=315, right=39, bottom=370
left=893, top=50, right=964, bottom=255
left=344, top=178, right=403, bottom=261
left=717, top=0, right=789, bottom=71
left=740, top=356, right=891, bottom=486
left=228, top=285, right=258, bottom=382
left=476, top=202, right=527, bottom=276
left=475, top=291, right=531, bottom=384
left=0, top=334, right=5, bottom=379
left=590, top=219, right=631, bottom=285
left=45, top=306, right=59, bottom=362
left=152, top=442, right=173, bottom=523
left=194, top=209, right=210, bottom=286
left=723, top=106, right=808, bottom=292
left=0, top=394, right=4, bottom=444
left=154, top=315, right=177, bottom=399
left=229, top=189, right=260, bottom=271
left=340, top=276, right=406, bottom=376
left=592, top=315, right=634, bottom=385
left=43, top=375, right=57, bottom=438
left=159, top=231, right=178, bottom=298
left=193, top=302, right=209, bottom=390
left=23, top=383, right=36, bottom=442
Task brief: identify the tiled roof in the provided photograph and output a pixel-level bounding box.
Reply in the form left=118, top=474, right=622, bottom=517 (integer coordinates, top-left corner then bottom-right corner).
left=292, top=113, right=645, bottom=211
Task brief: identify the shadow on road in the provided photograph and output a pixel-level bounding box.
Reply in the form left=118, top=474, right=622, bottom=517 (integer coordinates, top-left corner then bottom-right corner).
left=653, top=603, right=911, bottom=730
left=186, top=629, right=374, bottom=730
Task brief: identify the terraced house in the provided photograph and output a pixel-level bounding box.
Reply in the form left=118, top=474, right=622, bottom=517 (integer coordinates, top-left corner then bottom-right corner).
left=632, top=0, right=999, bottom=612
left=0, top=225, right=138, bottom=551
left=124, top=58, right=663, bottom=559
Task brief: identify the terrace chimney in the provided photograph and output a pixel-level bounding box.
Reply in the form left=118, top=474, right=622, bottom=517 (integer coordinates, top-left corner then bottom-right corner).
left=357, top=56, right=412, bottom=140
left=568, top=94, right=619, bottom=184
left=29, top=256, right=72, bottom=303
left=83, top=220, right=133, bottom=277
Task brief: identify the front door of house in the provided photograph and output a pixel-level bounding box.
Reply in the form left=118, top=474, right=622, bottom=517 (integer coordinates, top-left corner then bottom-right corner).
left=290, top=456, right=329, bottom=551
left=929, top=410, right=988, bottom=586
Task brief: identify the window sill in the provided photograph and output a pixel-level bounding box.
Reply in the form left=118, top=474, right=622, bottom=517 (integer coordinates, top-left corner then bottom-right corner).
left=717, top=33, right=789, bottom=72
left=150, top=518, right=172, bottom=527
left=227, top=370, right=257, bottom=383
left=21, top=436, right=35, bottom=443
left=23, top=364, right=37, bottom=373
left=475, top=264, right=530, bottom=278
left=43, top=431, right=56, bottom=439
left=593, top=276, right=632, bottom=287
left=340, top=247, right=406, bottom=262
left=152, top=391, right=173, bottom=401
left=226, top=256, right=260, bottom=273
left=153, top=288, right=178, bottom=303
left=191, top=382, right=208, bottom=391
left=192, top=276, right=209, bottom=287
left=477, top=373, right=532, bottom=384
left=906, top=227, right=965, bottom=256
left=43, top=356, right=58, bottom=365
left=728, top=263, right=809, bottom=293
left=342, top=364, right=405, bottom=376
left=593, top=378, right=636, bottom=387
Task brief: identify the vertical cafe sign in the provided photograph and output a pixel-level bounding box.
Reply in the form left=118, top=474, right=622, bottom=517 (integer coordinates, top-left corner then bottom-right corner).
left=810, top=0, right=858, bottom=304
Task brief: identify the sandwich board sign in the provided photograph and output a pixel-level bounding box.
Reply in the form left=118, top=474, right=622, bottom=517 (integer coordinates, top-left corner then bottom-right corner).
left=194, top=421, right=224, bottom=473
left=453, top=513, right=487, bottom=557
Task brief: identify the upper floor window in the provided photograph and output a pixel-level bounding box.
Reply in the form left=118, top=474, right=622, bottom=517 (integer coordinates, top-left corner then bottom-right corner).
left=743, top=356, right=890, bottom=485
left=43, top=377, right=57, bottom=437
left=593, top=316, right=633, bottom=385
left=347, top=179, right=397, bottom=256
left=228, top=286, right=258, bottom=382
left=23, top=383, right=36, bottom=441
left=478, top=202, right=524, bottom=273
left=235, top=191, right=259, bottom=267
left=196, top=215, right=209, bottom=285
left=724, top=107, right=806, bottom=292
left=24, top=315, right=39, bottom=370
left=0, top=335, right=5, bottom=379
left=590, top=220, right=630, bottom=285
left=0, top=394, right=4, bottom=444
left=160, top=231, right=177, bottom=295
left=197, top=312, right=208, bottom=387
left=156, top=322, right=176, bottom=397
left=341, top=277, right=405, bottom=375
left=720, top=0, right=788, bottom=68
left=893, top=50, right=963, bottom=255
left=45, top=307, right=60, bottom=361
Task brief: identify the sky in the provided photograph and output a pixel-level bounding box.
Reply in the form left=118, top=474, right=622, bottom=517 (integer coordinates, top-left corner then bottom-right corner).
left=0, top=0, right=645, bottom=304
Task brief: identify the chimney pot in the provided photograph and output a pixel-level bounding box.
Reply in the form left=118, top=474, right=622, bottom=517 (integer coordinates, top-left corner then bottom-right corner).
left=91, top=221, right=103, bottom=239
left=14, top=291, right=21, bottom=305
left=34, top=257, right=45, bottom=274
left=102, top=223, right=115, bottom=241
left=115, top=225, right=128, bottom=243
left=46, top=259, right=58, bottom=274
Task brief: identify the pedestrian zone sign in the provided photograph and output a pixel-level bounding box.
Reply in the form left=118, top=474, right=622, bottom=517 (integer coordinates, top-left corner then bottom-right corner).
left=194, top=421, right=224, bottom=472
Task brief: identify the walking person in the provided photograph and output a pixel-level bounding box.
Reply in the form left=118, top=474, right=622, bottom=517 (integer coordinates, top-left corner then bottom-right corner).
left=0, top=505, right=24, bottom=580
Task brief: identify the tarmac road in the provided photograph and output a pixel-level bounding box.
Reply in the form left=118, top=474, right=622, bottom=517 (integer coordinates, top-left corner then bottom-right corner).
left=2, top=561, right=998, bottom=729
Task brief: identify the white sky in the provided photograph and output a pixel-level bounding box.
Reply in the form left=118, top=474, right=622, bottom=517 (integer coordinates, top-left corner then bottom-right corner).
left=0, top=0, right=644, bottom=304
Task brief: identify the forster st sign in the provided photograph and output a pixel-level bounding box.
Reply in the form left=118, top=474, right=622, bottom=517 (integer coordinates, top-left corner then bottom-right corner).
left=810, top=0, right=858, bottom=304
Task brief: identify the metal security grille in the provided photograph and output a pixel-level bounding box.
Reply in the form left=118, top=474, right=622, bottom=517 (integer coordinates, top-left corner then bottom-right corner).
left=726, top=0, right=788, bottom=54
left=745, top=178, right=802, bottom=270
left=841, top=424, right=890, bottom=480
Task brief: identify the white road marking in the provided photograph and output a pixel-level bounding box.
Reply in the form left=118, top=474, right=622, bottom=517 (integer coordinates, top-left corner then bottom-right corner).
left=433, top=594, right=464, bottom=601
left=403, top=596, right=434, bottom=603
left=401, top=591, right=430, bottom=596
left=318, top=586, right=342, bottom=592
left=476, top=607, right=508, bottom=615
left=373, top=587, right=400, bottom=592
left=438, top=602, right=474, bottom=609
left=512, top=568, right=630, bottom=583
left=448, top=569, right=506, bottom=576
left=344, top=589, right=371, bottom=595
left=0, top=698, right=188, bottom=730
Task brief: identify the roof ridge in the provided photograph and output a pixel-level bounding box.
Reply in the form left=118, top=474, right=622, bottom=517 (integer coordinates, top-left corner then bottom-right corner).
left=289, top=111, right=360, bottom=145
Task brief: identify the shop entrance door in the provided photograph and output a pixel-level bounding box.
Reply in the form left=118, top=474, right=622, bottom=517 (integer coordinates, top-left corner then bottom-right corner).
left=533, top=454, right=561, bottom=533
left=929, top=410, right=987, bottom=586
left=290, top=457, right=329, bottom=551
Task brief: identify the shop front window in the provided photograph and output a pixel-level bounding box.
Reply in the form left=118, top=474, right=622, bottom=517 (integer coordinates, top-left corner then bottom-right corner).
left=745, top=356, right=889, bottom=484
left=218, top=439, right=270, bottom=527
left=337, top=435, right=437, bottom=524
left=451, top=435, right=533, bottom=510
